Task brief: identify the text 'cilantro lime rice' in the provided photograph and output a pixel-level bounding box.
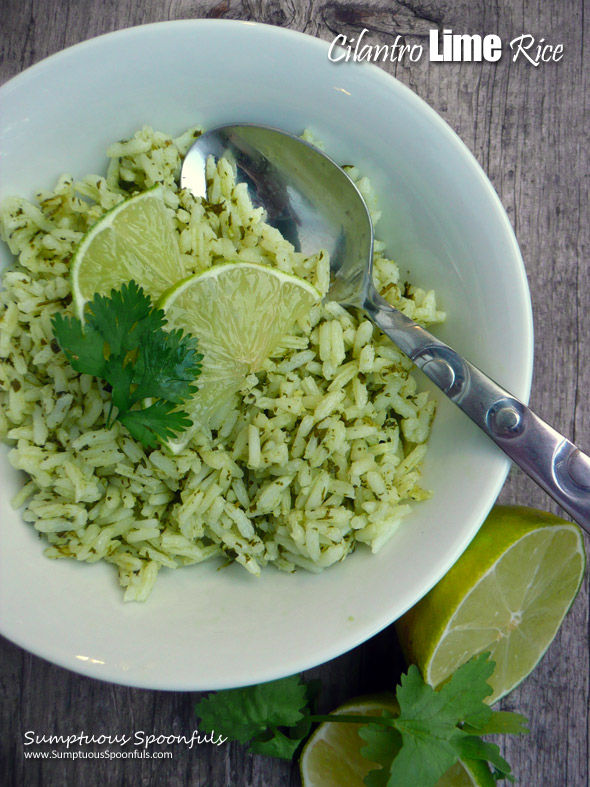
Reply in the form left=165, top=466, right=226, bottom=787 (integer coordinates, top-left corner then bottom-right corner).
left=0, top=126, right=445, bottom=601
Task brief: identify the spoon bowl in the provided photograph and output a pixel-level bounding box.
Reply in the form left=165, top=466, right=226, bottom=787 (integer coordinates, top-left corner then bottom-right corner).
left=181, top=123, right=374, bottom=306
left=182, top=123, right=590, bottom=534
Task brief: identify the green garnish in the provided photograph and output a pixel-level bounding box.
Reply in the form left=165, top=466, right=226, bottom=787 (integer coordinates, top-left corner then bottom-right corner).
left=195, top=654, right=529, bottom=786
left=52, top=280, right=203, bottom=448
left=196, top=674, right=321, bottom=761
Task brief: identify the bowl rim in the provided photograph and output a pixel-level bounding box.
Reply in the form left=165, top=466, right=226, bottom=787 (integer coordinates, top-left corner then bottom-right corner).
left=0, top=18, right=534, bottom=689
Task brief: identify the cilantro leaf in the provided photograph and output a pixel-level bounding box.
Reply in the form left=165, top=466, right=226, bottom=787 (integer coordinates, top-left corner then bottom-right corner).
left=119, top=401, right=192, bottom=448
left=387, top=701, right=462, bottom=786
left=463, top=710, right=530, bottom=736
left=455, top=735, right=514, bottom=781
left=104, top=354, right=135, bottom=414
left=249, top=679, right=321, bottom=759
left=195, top=675, right=311, bottom=759
left=52, top=281, right=202, bottom=448
left=132, top=326, right=203, bottom=404
left=249, top=726, right=305, bottom=760
left=422, top=652, right=494, bottom=728
left=456, top=758, right=497, bottom=787
left=86, top=280, right=161, bottom=357
left=196, top=675, right=308, bottom=742
left=359, top=720, right=402, bottom=787
left=52, top=313, right=106, bottom=378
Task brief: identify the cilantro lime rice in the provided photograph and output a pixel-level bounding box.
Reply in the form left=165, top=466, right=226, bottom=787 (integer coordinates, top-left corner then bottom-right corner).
left=0, top=125, right=445, bottom=601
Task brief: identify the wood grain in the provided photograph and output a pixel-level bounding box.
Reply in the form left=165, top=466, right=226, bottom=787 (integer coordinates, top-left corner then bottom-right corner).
left=1, top=1, right=588, bottom=785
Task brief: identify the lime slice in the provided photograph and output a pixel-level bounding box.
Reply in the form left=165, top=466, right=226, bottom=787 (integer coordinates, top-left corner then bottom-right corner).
left=396, top=505, right=586, bottom=704
left=159, top=261, right=321, bottom=438
left=71, top=187, right=185, bottom=319
left=299, top=695, right=494, bottom=786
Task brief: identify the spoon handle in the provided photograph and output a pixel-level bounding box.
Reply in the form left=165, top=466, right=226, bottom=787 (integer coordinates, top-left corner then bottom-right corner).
left=364, top=290, right=590, bottom=534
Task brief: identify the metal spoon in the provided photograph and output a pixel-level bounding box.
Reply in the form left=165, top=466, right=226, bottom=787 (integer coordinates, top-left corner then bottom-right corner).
left=181, top=123, right=590, bottom=533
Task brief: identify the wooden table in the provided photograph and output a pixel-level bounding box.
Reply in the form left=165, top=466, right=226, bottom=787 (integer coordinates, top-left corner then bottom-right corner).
left=1, top=2, right=588, bottom=785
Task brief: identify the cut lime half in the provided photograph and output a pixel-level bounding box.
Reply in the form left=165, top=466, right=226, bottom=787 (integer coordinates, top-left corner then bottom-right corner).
left=396, top=506, right=586, bottom=704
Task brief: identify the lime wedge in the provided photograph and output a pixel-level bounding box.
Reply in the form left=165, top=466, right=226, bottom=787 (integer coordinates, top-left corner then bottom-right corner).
left=159, top=261, right=321, bottom=440
left=396, top=505, right=586, bottom=704
left=299, top=695, right=494, bottom=786
left=71, top=187, right=185, bottom=319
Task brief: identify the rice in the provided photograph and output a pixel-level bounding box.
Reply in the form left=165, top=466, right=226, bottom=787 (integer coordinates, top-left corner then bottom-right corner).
left=0, top=125, right=445, bottom=601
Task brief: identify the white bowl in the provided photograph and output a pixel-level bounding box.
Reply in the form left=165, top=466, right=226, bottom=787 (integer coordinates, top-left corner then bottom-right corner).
left=0, top=20, right=533, bottom=689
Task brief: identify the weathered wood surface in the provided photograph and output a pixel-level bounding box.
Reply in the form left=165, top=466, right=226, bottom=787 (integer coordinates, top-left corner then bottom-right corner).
left=1, top=1, right=588, bottom=785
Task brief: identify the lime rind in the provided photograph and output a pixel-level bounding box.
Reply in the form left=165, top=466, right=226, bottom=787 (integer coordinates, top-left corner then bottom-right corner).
left=158, top=260, right=321, bottom=307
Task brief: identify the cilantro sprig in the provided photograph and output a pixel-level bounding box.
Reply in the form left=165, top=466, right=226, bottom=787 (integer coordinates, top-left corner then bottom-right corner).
left=195, top=654, right=529, bottom=786
left=52, top=281, right=203, bottom=448
left=195, top=675, right=322, bottom=760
